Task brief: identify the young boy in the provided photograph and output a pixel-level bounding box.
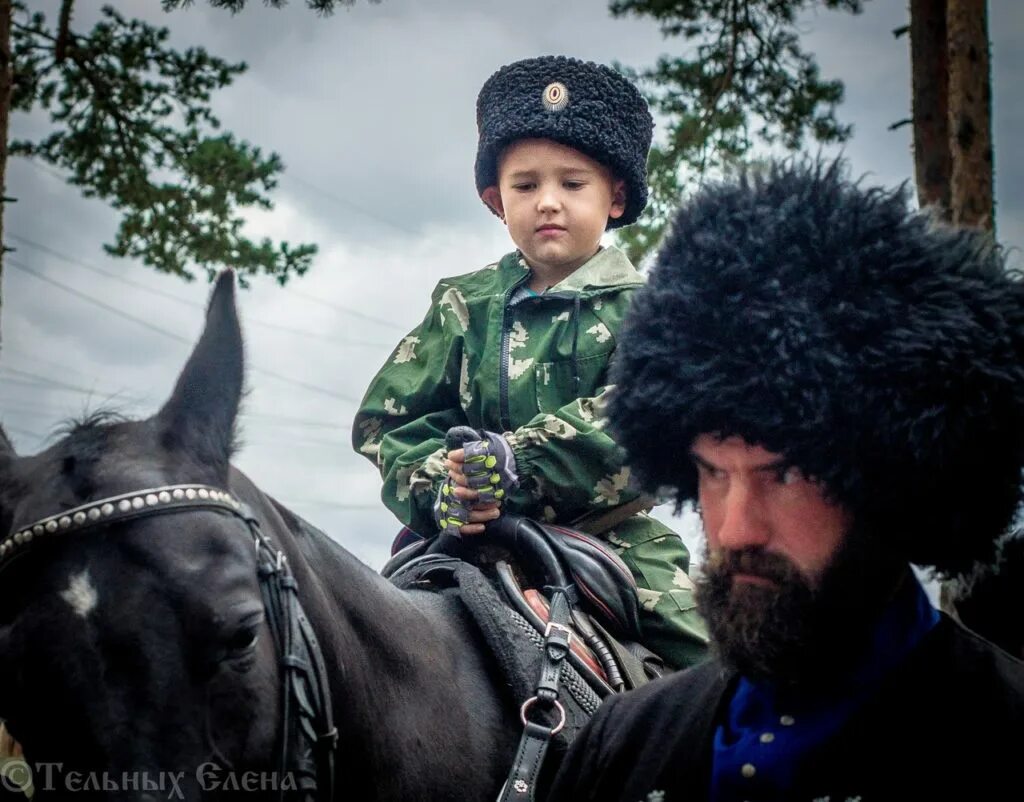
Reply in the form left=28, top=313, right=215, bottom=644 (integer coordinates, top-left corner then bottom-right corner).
left=353, top=55, right=707, bottom=669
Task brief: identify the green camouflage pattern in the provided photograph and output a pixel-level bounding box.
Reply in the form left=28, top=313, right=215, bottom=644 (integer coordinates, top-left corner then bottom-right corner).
left=605, top=514, right=709, bottom=670
left=354, top=246, right=708, bottom=668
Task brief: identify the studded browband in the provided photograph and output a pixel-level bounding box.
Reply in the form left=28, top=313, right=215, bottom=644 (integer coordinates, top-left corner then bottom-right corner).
left=0, top=484, right=242, bottom=567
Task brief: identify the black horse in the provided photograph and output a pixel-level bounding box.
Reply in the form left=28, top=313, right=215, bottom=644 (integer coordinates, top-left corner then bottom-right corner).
left=0, top=273, right=525, bottom=800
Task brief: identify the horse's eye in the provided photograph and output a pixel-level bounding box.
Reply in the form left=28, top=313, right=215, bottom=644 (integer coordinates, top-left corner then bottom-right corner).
left=222, top=612, right=263, bottom=664
left=227, top=627, right=259, bottom=654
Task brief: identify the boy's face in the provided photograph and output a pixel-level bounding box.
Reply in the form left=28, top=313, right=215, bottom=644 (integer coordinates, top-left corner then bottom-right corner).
left=482, top=138, right=625, bottom=278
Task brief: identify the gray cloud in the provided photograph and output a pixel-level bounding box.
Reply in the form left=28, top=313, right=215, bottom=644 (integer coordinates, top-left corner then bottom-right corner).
left=4, top=0, right=1021, bottom=571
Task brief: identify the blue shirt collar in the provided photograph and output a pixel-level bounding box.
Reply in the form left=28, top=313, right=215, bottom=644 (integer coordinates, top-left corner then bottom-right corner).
left=709, top=574, right=939, bottom=801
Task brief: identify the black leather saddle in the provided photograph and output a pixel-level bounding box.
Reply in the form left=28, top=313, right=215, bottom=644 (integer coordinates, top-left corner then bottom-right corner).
left=382, top=514, right=641, bottom=640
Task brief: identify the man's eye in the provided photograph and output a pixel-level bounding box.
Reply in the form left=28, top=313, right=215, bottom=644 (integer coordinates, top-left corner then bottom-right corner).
left=696, top=463, right=723, bottom=481
left=513, top=183, right=535, bottom=191
left=564, top=181, right=585, bottom=190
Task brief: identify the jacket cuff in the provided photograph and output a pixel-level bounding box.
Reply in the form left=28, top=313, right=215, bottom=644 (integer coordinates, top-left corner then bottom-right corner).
left=504, top=430, right=537, bottom=492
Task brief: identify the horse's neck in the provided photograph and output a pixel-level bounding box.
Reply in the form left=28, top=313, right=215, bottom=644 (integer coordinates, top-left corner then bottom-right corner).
left=228, top=471, right=513, bottom=796
left=289, top=513, right=441, bottom=673
left=230, top=471, right=479, bottom=723
left=230, top=470, right=422, bottom=677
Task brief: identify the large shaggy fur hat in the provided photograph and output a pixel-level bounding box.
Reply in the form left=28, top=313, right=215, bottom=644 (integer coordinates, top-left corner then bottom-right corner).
left=608, top=159, right=1024, bottom=577
left=475, top=55, right=653, bottom=228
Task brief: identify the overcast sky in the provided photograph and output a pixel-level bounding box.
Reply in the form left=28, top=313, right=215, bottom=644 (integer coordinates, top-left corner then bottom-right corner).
left=3, top=0, right=1022, bottom=572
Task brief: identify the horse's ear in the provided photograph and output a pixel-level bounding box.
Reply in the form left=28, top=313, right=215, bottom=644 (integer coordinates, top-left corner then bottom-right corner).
left=0, top=425, right=15, bottom=488
left=0, top=426, right=16, bottom=523
left=157, top=270, right=243, bottom=469
left=0, top=425, right=14, bottom=466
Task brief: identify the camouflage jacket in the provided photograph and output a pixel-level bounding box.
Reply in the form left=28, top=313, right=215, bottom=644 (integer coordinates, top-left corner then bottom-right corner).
left=354, top=246, right=670, bottom=537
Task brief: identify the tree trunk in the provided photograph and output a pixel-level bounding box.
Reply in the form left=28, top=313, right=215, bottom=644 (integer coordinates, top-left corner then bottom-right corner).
left=947, top=0, right=993, bottom=231
left=0, top=0, right=12, bottom=348
left=909, top=0, right=951, bottom=217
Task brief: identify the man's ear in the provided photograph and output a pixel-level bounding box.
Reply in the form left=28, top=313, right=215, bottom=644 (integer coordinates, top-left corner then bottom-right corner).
left=481, top=186, right=505, bottom=220
left=608, top=180, right=627, bottom=220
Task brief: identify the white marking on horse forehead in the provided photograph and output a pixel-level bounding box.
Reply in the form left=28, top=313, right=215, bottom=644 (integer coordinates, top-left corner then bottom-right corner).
left=60, top=569, right=99, bottom=619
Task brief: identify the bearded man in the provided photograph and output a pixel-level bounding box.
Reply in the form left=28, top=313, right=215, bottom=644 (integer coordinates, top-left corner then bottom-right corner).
left=544, top=160, right=1024, bottom=802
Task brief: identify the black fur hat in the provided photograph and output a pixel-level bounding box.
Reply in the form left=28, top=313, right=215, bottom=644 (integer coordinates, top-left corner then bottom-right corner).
left=475, top=56, right=653, bottom=228
left=608, top=159, right=1024, bottom=577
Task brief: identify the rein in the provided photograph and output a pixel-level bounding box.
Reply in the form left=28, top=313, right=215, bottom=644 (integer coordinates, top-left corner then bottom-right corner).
left=0, top=484, right=338, bottom=802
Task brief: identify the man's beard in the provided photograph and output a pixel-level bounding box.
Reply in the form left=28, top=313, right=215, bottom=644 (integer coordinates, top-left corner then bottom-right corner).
left=695, top=530, right=903, bottom=687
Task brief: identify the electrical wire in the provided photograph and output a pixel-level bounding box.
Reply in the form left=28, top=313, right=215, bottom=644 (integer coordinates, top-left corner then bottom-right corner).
left=6, top=259, right=360, bottom=403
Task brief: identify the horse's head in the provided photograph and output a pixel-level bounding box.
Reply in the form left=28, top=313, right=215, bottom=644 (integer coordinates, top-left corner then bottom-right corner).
left=0, top=273, right=281, bottom=797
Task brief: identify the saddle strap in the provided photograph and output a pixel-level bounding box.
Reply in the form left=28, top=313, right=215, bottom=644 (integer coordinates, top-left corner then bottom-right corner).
left=497, top=588, right=573, bottom=802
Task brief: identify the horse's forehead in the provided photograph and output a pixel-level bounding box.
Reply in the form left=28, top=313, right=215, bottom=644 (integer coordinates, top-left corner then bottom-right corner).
left=12, top=524, right=258, bottom=644
left=15, top=422, right=170, bottom=519
left=7, top=416, right=258, bottom=622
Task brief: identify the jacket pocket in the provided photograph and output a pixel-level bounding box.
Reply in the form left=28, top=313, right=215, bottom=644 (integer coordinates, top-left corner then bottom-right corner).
left=534, top=352, right=610, bottom=415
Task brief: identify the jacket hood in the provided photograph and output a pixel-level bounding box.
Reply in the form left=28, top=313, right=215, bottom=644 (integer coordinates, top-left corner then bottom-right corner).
left=441, top=246, right=643, bottom=300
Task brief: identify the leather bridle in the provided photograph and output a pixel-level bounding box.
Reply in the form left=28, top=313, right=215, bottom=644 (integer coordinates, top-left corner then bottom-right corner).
left=0, top=484, right=338, bottom=802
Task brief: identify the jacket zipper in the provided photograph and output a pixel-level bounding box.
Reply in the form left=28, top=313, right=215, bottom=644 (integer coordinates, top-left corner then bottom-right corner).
left=499, top=275, right=530, bottom=432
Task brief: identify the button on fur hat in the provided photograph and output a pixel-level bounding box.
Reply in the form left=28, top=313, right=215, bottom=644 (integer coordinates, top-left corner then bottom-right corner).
left=475, top=55, right=654, bottom=228
left=608, top=159, right=1024, bottom=577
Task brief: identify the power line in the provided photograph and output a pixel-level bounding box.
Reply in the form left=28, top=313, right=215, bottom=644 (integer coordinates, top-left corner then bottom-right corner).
left=0, top=399, right=115, bottom=419
left=243, top=412, right=351, bottom=431
left=1, top=366, right=145, bottom=403
left=8, top=258, right=193, bottom=344
left=6, top=259, right=358, bottom=403
left=248, top=366, right=358, bottom=404
left=1, top=374, right=127, bottom=398
left=0, top=367, right=353, bottom=431
left=1, top=423, right=47, bottom=443
left=20, top=154, right=418, bottom=240
left=287, top=174, right=420, bottom=238
left=242, top=437, right=347, bottom=451
left=17, top=157, right=65, bottom=183
left=0, top=408, right=353, bottom=462
left=16, top=159, right=410, bottom=334
left=8, top=234, right=396, bottom=347
left=9, top=234, right=200, bottom=310
left=284, top=285, right=407, bottom=332
left=3, top=346, right=136, bottom=387
left=0, top=423, right=370, bottom=513
left=284, top=498, right=382, bottom=511
left=0, top=396, right=353, bottom=442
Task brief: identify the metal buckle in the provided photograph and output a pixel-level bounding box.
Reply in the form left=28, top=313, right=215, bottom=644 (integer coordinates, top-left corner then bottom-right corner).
left=519, top=696, right=566, bottom=736
left=543, top=621, right=573, bottom=644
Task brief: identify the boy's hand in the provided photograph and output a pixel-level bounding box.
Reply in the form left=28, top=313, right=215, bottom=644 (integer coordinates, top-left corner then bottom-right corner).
left=441, top=428, right=518, bottom=536
left=433, top=474, right=501, bottom=537
left=449, top=431, right=519, bottom=504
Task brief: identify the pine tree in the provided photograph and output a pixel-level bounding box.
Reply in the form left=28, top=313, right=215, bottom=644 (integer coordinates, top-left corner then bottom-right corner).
left=0, top=0, right=373, bottom=342
left=608, top=0, right=865, bottom=263
left=902, top=0, right=993, bottom=231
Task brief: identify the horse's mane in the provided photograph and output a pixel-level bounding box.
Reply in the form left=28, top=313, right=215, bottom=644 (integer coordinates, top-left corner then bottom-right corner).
left=50, top=410, right=130, bottom=499
left=54, top=409, right=129, bottom=440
